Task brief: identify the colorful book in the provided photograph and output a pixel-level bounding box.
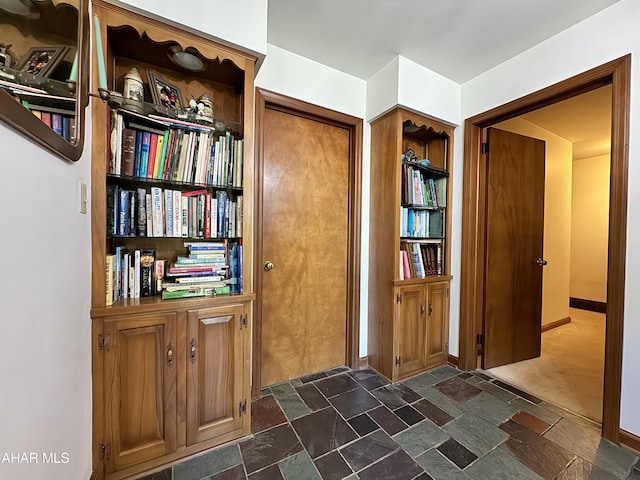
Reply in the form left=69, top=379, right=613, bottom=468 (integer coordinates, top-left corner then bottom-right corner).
left=140, top=131, right=152, bottom=178
left=121, top=127, right=136, bottom=177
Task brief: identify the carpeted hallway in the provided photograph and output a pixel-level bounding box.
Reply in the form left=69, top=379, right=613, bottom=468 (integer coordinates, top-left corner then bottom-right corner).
left=486, top=308, right=605, bottom=423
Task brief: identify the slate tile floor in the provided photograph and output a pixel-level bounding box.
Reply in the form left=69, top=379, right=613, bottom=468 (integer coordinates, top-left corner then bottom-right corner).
left=141, top=365, right=640, bottom=480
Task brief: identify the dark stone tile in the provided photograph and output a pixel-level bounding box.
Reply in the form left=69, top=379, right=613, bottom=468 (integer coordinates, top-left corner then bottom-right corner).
left=340, top=429, right=398, bottom=471
left=291, top=407, right=358, bottom=459
left=511, top=411, right=552, bottom=435
left=279, top=451, right=321, bottom=479
left=500, top=419, right=574, bottom=479
left=208, top=464, right=246, bottom=480
left=270, top=382, right=295, bottom=399
left=348, top=413, right=379, bottom=436
left=296, top=383, right=330, bottom=411
left=556, top=457, right=618, bottom=480
left=437, top=438, right=478, bottom=469
left=628, top=468, right=640, bottom=480
left=348, top=368, right=378, bottom=381
left=434, top=377, right=482, bottom=403
left=472, top=370, right=494, bottom=381
left=358, top=449, right=424, bottom=480
left=368, top=405, right=409, bottom=436
left=329, top=386, right=381, bottom=419
left=492, top=379, right=543, bottom=404
left=248, top=464, right=283, bottom=480
left=428, top=365, right=461, bottom=381
left=393, top=383, right=422, bottom=403
left=372, top=385, right=408, bottom=409
left=138, top=468, right=172, bottom=480
left=402, top=372, right=439, bottom=391
left=357, top=374, right=390, bottom=391
left=412, top=399, right=454, bottom=426
left=394, top=405, right=425, bottom=426
left=457, top=372, right=473, bottom=380
left=413, top=474, right=434, bottom=480
left=314, top=451, right=353, bottom=480
left=252, top=395, right=288, bottom=434
left=300, top=371, right=328, bottom=383
left=315, top=374, right=361, bottom=398
left=240, top=424, right=303, bottom=474
left=415, top=449, right=472, bottom=480
left=175, top=444, right=243, bottom=480
left=442, top=413, right=509, bottom=457
left=326, top=366, right=351, bottom=376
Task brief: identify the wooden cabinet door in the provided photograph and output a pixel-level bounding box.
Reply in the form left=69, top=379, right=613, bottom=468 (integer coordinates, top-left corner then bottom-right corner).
left=186, top=304, right=248, bottom=446
left=425, top=281, right=450, bottom=368
left=395, top=285, right=427, bottom=379
left=103, top=312, right=177, bottom=472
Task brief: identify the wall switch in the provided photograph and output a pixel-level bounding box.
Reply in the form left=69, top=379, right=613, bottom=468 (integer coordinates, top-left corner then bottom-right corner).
left=79, top=181, right=88, bottom=214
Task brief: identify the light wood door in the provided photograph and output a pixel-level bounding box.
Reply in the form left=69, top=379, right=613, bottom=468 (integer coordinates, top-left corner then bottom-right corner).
left=103, top=312, right=177, bottom=472
left=186, top=304, right=247, bottom=445
left=395, top=285, right=426, bottom=379
left=260, top=108, right=350, bottom=387
left=425, top=281, right=450, bottom=368
left=484, top=128, right=545, bottom=369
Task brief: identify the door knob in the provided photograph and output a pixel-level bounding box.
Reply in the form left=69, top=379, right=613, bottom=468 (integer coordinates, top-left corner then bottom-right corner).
left=264, top=261, right=274, bottom=271
left=536, top=258, right=548, bottom=266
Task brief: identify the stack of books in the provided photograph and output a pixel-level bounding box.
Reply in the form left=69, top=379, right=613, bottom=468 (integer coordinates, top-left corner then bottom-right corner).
left=162, top=242, right=230, bottom=299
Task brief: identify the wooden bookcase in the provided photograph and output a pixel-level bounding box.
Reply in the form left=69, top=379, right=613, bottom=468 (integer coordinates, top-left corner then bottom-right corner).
left=368, top=107, right=453, bottom=382
left=89, top=2, right=255, bottom=478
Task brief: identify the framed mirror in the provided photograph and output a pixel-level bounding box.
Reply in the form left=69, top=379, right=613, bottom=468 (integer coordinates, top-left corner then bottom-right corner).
left=0, top=0, right=89, bottom=162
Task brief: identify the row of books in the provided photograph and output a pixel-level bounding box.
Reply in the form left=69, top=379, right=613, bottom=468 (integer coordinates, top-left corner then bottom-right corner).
left=107, top=185, right=242, bottom=239
left=161, top=241, right=242, bottom=299
left=401, top=163, right=447, bottom=207
left=400, top=207, right=444, bottom=239
left=31, top=110, right=75, bottom=142
left=399, top=240, right=444, bottom=280
left=106, top=247, right=160, bottom=305
left=105, top=241, right=243, bottom=304
left=108, top=109, right=243, bottom=188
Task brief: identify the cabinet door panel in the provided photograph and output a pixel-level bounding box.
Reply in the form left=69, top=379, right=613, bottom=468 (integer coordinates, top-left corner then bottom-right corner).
left=187, top=304, right=245, bottom=445
left=104, top=313, right=177, bottom=472
left=395, top=285, right=426, bottom=379
left=426, top=282, right=449, bottom=367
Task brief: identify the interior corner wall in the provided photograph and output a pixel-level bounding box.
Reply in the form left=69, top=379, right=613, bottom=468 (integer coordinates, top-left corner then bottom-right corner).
left=366, top=56, right=400, bottom=122
left=460, top=0, right=640, bottom=436
left=0, top=118, right=92, bottom=478
left=570, top=155, right=610, bottom=303
left=493, top=118, right=573, bottom=327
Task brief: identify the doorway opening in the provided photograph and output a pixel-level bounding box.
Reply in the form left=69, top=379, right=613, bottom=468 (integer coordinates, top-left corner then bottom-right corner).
left=458, top=55, right=630, bottom=443
left=481, top=85, right=612, bottom=424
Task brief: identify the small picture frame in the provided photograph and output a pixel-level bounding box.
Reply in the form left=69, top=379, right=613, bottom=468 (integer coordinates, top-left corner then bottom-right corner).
left=147, top=70, right=184, bottom=111
left=15, top=45, right=69, bottom=78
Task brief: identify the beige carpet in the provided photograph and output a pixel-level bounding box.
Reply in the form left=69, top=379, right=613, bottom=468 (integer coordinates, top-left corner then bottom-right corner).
left=485, top=308, right=605, bottom=423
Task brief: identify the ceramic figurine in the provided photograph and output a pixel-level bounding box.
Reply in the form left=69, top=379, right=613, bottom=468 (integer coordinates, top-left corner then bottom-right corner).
left=123, top=67, right=144, bottom=102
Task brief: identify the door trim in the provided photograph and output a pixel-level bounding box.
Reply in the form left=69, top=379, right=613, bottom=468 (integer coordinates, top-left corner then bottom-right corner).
left=252, top=88, right=363, bottom=398
left=459, top=55, right=630, bottom=443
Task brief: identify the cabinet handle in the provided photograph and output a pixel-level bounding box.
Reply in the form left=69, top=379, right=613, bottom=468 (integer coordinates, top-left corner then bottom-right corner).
left=428, top=303, right=433, bottom=316
left=190, top=338, right=197, bottom=364
left=420, top=304, right=425, bottom=315
left=167, top=342, right=174, bottom=368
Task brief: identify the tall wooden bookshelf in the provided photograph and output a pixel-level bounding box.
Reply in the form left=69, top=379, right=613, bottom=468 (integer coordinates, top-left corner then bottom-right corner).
left=368, top=107, right=453, bottom=382
left=89, top=2, right=255, bottom=478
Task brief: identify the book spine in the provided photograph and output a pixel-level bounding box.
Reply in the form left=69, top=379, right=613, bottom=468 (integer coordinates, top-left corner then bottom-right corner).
left=154, top=259, right=165, bottom=293
left=147, top=133, right=158, bottom=179
left=181, top=196, right=188, bottom=238
left=136, top=188, right=147, bottom=237
left=121, top=127, right=136, bottom=177
left=118, top=189, right=129, bottom=236
left=164, top=189, right=173, bottom=237
left=145, top=193, right=153, bottom=237
left=106, top=254, right=115, bottom=306
left=173, top=190, right=182, bottom=238
left=51, top=114, right=63, bottom=136
left=140, top=131, right=151, bottom=178
left=134, top=249, right=141, bottom=298
left=151, top=187, right=164, bottom=237
left=122, top=252, right=129, bottom=299
left=140, top=249, right=155, bottom=297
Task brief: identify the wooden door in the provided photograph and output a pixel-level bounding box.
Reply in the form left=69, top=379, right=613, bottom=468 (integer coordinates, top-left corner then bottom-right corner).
left=395, top=285, right=426, bottom=379
left=186, top=304, right=248, bottom=445
left=425, top=281, right=450, bottom=368
left=103, top=312, right=177, bottom=472
left=260, top=108, right=350, bottom=387
left=484, top=128, right=545, bottom=369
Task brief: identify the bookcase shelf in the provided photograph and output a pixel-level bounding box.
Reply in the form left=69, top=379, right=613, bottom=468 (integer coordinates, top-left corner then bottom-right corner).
left=369, top=107, right=453, bottom=382
left=90, top=1, right=254, bottom=478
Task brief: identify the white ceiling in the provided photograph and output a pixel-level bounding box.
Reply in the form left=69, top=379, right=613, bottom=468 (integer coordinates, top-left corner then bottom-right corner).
left=267, top=0, right=621, bottom=83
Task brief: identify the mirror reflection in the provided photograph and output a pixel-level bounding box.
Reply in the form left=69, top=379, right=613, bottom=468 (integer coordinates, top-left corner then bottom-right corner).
left=0, top=0, right=87, bottom=161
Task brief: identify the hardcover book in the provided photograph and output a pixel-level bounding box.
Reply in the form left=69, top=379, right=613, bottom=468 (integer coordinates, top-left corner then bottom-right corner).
left=121, top=128, right=136, bottom=177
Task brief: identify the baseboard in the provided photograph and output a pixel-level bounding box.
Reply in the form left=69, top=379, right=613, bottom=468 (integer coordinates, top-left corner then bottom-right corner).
left=448, top=354, right=459, bottom=367
left=569, top=297, right=607, bottom=313
left=620, top=429, right=640, bottom=456
left=356, top=356, right=369, bottom=369
left=542, top=316, right=571, bottom=332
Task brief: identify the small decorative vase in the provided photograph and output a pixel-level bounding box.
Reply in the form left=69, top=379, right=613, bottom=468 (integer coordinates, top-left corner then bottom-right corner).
left=123, top=67, right=144, bottom=102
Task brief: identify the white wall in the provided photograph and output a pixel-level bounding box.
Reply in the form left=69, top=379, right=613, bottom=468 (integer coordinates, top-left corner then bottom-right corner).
left=460, top=0, right=640, bottom=435
left=571, top=155, right=610, bottom=302
left=0, top=122, right=92, bottom=478
left=494, top=118, right=573, bottom=327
